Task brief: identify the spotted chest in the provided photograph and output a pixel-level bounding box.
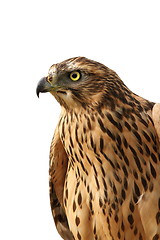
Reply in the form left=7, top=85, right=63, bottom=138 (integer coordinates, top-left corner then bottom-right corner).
left=58, top=106, right=160, bottom=240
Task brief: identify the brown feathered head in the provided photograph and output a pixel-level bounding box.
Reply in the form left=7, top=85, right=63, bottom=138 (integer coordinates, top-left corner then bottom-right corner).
left=36, top=57, right=142, bottom=110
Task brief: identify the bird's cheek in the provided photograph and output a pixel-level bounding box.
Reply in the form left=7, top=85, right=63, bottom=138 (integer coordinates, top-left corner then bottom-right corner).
left=58, top=91, right=79, bottom=108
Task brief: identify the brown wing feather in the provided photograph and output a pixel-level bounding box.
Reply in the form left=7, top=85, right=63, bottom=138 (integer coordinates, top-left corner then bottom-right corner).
left=152, top=103, right=160, bottom=141
left=49, top=126, right=74, bottom=240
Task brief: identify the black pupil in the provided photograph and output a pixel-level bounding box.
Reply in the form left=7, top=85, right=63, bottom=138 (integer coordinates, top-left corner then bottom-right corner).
left=72, top=73, right=78, bottom=79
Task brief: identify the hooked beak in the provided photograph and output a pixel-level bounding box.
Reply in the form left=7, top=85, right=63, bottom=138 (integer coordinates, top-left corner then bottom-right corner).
left=36, top=76, right=59, bottom=98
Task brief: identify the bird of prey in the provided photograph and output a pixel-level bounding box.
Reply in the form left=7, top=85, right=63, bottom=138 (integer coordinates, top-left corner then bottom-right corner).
left=36, top=57, right=160, bottom=240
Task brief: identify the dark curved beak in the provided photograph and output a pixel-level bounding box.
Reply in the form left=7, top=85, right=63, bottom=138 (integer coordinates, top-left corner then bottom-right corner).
left=36, top=77, right=53, bottom=98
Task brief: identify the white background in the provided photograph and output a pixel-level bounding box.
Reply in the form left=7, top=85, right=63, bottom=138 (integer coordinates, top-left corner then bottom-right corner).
left=0, top=0, right=160, bottom=239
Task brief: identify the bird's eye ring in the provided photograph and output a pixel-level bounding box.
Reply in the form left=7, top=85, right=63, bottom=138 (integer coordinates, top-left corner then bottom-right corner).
left=70, top=71, right=81, bottom=81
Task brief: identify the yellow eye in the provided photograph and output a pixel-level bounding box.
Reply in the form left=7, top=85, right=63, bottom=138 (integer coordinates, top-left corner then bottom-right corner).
left=70, top=71, right=81, bottom=81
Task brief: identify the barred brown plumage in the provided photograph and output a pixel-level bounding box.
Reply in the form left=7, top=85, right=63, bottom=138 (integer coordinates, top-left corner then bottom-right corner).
left=37, top=57, right=160, bottom=240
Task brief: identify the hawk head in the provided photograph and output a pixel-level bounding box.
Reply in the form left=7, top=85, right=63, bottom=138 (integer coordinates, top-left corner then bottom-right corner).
left=36, top=57, right=130, bottom=110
